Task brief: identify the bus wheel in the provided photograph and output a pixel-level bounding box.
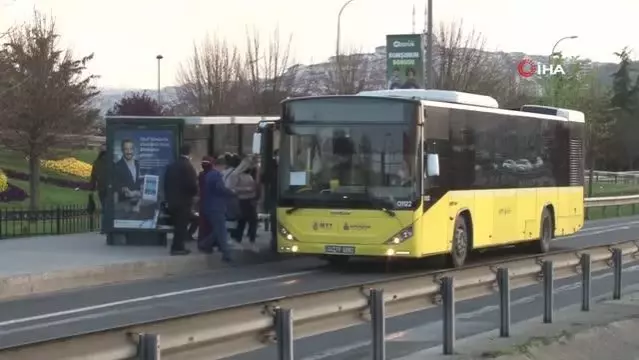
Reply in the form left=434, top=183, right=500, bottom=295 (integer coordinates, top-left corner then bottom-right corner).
left=451, top=216, right=470, bottom=268
left=325, top=255, right=350, bottom=267
left=536, top=208, right=553, bottom=253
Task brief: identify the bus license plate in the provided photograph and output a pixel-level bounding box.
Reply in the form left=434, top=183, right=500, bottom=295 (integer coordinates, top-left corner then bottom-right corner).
left=324, top=245, right=355, bottom=255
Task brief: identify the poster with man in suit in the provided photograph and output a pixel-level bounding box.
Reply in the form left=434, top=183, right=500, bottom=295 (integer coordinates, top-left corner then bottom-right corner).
left=111, top=130, right=175, bottom=229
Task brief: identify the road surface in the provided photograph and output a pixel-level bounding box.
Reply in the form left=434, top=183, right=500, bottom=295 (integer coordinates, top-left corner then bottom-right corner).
left=0, top=215, right=638, bottom=358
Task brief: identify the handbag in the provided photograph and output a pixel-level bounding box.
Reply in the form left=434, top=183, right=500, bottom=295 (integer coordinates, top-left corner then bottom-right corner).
left=224, top=169, right=241, bottom=221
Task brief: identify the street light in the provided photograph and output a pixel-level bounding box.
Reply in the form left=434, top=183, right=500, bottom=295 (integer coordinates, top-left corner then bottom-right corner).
left=156, top=54, right=163, bottom=105
left=547, top=36, right=577, bottom=106
left=550, top=35, right=578, bottom=62
left=335, top=0, right=356, bottom=93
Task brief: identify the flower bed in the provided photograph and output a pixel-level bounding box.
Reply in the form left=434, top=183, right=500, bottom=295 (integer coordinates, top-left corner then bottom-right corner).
left=0, top=184, right=29, bottom=202
left=40, top=157, right=92, bottom=179
left=0, top=170, right=7, bottom=193
left=1, top=168, right=92, bottom=190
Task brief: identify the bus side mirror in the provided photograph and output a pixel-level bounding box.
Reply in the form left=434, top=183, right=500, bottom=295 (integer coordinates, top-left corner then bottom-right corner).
left=426, top=153, right=440, bottom=177
left=251, top=133, right=262, bottom=155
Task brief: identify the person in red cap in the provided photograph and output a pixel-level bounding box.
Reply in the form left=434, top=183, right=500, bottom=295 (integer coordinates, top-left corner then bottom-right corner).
left=197, top=156, right=215, bottom=247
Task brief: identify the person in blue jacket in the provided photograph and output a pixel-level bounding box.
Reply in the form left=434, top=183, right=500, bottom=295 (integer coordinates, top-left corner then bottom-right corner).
left=198, top=155, right=236, bottom=262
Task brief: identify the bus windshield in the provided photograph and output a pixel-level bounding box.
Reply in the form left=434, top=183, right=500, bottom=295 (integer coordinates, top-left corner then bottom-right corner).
left=278, top=123, right=418, bottom=208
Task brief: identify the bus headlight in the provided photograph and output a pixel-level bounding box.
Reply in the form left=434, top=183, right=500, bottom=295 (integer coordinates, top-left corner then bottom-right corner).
left=278, top=223, right=297, bottom=241
left=384, top=225, right=414, bottom=245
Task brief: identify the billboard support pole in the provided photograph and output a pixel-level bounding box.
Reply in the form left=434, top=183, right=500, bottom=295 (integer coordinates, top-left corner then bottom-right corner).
left=426, top=0, right=433, bottom=89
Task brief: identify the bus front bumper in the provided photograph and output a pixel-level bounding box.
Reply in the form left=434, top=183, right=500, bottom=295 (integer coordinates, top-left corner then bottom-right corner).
left=278, top=242, right=415, bottom=258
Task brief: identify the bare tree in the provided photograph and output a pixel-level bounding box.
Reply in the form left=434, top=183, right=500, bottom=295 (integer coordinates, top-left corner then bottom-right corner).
left=242, top=26, right=295, bottom=114
left=0, top=11, right=99, bottom=209
left=326, top=46, right=372, bottom=95
left=432, top=21, right=529, bottom=107
left=175, top=35, right=243, bottom=115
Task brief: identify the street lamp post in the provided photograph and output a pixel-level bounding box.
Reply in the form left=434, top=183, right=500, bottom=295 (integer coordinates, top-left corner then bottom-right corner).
left=549, top=35, right=578, bottom=63
left=548, top=36, right=577, bottom=105
left=335, top=0, right=356, bottom=93
left=156, top=54, right=163, bottom=106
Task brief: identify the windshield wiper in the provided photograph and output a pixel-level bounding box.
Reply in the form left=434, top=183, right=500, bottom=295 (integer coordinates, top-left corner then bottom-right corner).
left=364, top=188, right=396, bottom=217
left=285, top=207, right=301, bottom=215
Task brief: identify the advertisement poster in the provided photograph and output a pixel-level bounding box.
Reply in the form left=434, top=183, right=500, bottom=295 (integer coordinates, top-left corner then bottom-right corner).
left=111, top=129, right=175, bottom=229
left=386, top=34, right=425, bottom=89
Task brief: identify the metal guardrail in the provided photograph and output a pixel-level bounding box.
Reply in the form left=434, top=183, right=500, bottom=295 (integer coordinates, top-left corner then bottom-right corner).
left=1, top=239, right=638, bottom=360
left=585, top=194, right=639, bottom=207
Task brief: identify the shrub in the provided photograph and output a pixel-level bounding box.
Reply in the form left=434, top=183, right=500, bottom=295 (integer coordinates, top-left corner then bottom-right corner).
left=41, top=157, right=92, bottom=179
left=0, top=184, right=29, bottom=202
left=0, top=170, right=7, bottom=193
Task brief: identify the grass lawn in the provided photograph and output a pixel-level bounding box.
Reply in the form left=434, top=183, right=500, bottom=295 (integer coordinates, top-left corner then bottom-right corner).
left=588, top=182, right=639, bottom=197
left=0, top=179, right=92, bottom=210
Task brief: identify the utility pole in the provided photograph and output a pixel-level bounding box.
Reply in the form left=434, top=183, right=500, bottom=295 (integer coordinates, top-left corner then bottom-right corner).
left=425, top=0, right=433, bottom=89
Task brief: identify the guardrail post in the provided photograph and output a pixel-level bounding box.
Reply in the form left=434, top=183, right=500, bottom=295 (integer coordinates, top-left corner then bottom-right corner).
left=137, top=333, right=160, bottom=360
left=370, top=288, right=386, bottom=360
left=441, top=276, right=455, bottom=355
left=613, top=248, right=623, bottom=300
left=581, top=253, right=591, bottom=311
left=543, top=260, right=554, bottom=324
left=275, top=307, right=294, bottom=360
left=497, top=268, right=510, bottom=337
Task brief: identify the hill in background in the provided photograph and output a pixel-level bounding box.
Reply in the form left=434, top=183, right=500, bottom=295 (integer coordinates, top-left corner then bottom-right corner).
left=95, top=46, right=623, bottom=115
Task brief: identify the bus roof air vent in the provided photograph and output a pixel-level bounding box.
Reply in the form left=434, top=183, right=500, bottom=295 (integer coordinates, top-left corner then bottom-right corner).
left=357, top=89, right=499, bottom=109
left=520, top=105, right=585, bottom=123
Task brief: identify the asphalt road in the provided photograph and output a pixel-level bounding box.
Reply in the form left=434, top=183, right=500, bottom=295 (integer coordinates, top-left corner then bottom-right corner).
left=1, top=215, right=639, bottom=355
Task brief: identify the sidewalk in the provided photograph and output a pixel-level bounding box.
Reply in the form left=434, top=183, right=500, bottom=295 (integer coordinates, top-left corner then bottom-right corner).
left=398, top=286, right=639, bottom=360
left=0, top=228, right=276, bottom=300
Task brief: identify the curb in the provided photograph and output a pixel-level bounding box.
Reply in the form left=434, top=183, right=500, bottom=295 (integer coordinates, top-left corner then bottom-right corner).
left=0, top=250, right=283, bottom=301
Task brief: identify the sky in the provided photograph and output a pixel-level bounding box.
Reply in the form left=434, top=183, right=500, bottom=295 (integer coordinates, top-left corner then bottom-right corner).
left=1, top=0, right=637, bottom=89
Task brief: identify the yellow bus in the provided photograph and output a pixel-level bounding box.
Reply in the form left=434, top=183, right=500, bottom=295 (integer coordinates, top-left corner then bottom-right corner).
left=260, top=89, right=585, bottom=267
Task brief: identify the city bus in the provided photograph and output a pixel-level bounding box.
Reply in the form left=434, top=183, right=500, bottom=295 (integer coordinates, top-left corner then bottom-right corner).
left=254, top=89, right=585, bottom=267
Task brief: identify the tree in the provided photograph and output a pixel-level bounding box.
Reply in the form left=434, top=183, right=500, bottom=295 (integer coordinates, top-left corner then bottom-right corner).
left=242, top=26, right=296, bottom=114
left=175, top=35, right=243, bottom=115
left=326, top=46, right=372, bottom=95
left=0, top=11, right=99, bottom=209
left=538, top=56, right=593, bottom=108
left=107, top=91, right=165, bottom=116
left=609, top=48, right=639, bottom=169
left=431, top=21, right=530, bottom=108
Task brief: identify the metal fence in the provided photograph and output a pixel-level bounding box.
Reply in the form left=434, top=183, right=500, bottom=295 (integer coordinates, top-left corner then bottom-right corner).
left=1, top=194, right=639, bottom=240
left=0, top=205, right=101, bottom=239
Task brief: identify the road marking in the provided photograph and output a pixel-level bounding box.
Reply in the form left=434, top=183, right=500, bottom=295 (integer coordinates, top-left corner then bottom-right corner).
left=0, top=270, right=317, bottom=328
left=580, top=220, right=639, bottom=232
left=560, top=226, right=632, bottom=240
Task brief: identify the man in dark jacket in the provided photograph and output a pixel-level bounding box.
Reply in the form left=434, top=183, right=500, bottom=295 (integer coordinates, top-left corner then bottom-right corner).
left=196, top=156, right=214, bottom=245
left=199, top=155, right=235, bottom=262
left=163, top=144, right=198, bottom=255
left=90, top=144, right=108, bottom=233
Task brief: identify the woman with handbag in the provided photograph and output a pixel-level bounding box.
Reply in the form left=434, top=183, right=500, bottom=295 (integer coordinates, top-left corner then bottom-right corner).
left=227, top=156, right=260, bottom=252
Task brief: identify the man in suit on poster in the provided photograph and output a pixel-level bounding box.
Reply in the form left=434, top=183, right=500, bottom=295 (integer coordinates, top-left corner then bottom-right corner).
left=113, top=138, right=143, bottom=215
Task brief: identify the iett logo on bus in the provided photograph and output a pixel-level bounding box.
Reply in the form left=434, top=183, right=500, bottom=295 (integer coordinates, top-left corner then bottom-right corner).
left=517, top=58, right=566, bottom=78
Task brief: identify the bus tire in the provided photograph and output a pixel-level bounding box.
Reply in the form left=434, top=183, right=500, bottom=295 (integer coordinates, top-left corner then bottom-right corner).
left=451, top=216, right=470, bottom=268
left=324, top=255, right=350, bottom=267
left=536, top=208, right=553, bottom=253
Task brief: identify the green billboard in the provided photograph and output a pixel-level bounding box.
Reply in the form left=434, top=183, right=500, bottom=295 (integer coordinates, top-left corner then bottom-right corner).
left=386, top=34, right=425, bottom=89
